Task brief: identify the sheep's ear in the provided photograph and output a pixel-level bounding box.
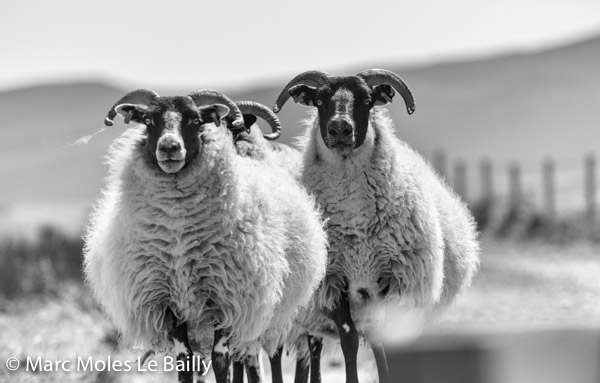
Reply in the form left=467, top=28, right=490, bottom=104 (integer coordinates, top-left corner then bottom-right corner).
left=114, top=104, right=147, bottom=124
left=199, top=104, right=230, bottom=127
left=242, top=114, right=257, bottom=129
left=288, top=85, right=317, bottom=106
left=372, top=84, right=395, bottom=106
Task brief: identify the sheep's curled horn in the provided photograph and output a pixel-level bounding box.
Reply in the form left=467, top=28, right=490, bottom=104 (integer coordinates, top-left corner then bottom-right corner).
left=355, top=68, right=416, bottom=115
left=104, top=89, right=160, bottom=126
left=236, top=101, right=281, bottom=140
left=272, top=70, right=331, bottom=113
left=187, top=89, right=245, bottom=129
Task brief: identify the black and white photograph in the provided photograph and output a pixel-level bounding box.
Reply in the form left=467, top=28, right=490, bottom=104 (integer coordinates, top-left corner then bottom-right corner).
left=1, top=1, right=600, bottom=382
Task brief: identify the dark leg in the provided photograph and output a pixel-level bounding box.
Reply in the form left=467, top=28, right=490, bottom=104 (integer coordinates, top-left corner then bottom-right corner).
left=232, top=361, right=245, bottom=383
left=308, top=334, right=323, bottom=383
left=212, top=329, right=231, bottom=383
left=167, top=308, right=194, bottom=383
left=194, top=355, right=210, bottom=383
left=294, top=355, right=309, bottom=383
left=332, top=294, right=360, bottom=383
left=244, top=354, right=261, bottom=383
left=194, top=372, right=207, bottom=383
left=371, top=343, right=389, bottom=383
left=269, top=346, right=284, bottom=383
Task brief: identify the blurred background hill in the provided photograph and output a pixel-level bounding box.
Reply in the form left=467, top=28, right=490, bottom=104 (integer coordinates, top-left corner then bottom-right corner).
left=1, top=33, right=600, bottom=234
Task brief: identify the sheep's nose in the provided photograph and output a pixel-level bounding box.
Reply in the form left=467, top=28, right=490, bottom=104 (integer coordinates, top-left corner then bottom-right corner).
left=327, top=119, right=353, bottom=140
left=159, top=140, right=181, bottom=155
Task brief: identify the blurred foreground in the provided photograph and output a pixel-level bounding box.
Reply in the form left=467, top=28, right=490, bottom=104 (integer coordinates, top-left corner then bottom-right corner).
left=386, top=327, right=600, bottom=383
left=1, top=226, right=600, bottom=382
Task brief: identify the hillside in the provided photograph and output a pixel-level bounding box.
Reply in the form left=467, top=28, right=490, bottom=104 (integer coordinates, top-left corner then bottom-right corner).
left=1, top=35, right=599, bottom=231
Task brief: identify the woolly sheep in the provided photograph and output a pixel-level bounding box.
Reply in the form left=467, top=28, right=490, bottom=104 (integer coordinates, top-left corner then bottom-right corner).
left=225, top=100, right=308, bottom=383
left=272, top=69, right=480, bottom=383
left=83, top=89, right=328, bottom=383
left=230, top=100, right=303, bottom=180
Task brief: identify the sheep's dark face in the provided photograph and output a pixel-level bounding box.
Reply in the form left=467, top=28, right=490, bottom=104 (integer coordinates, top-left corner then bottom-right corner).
left=114, top=97, right=228, bottom=174
left=348, top=278, right=388, bottom=333
left=289, top=76, right=395, bottom=155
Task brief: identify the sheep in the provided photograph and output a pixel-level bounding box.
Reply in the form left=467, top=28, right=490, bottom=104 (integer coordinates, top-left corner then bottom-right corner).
left=229, top=102, right=338, bottom=383
left=226, top=104, right=311, bottom=383
left=83, top=88, right=328, bottom=383
left=230, top=100, right=303, bottom=180
left=272, top=69, right=480, bottom=383
left=224, top=100, right=307, bottom=383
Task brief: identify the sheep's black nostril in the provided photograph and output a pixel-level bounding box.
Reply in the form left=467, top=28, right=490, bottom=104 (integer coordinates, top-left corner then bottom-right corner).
left=340, top=125, right=353, bottom=138
left=357, top=288, right=371, bottom=300
left=327, top=124, right=339, bottom=137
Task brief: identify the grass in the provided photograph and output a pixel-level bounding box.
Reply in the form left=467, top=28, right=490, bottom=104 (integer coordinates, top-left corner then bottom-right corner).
left=2, top=238, right=600, bottom=382
left=0, top=226, right=84, bottom=302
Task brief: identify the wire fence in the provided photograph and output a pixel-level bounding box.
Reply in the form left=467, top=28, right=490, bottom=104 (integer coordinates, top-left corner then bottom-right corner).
left=431, top=149, right=598, bottom=220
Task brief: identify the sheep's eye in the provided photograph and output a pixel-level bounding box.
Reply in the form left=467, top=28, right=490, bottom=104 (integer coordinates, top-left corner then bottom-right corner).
left=144, top=118, right=153, bottom=125
left=364, top=99, right=371, bottom=105
left=316, top=100, right=323, bottom=106
left=192, top=118, right=201, bottom=125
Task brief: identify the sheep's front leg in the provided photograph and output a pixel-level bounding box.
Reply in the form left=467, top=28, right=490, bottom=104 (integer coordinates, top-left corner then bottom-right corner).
left=269, top=346, right=284, bottom=383
left=308, top=334, right=323, bottom=383
left=212, top=329, right=231, bottom=383
left=371, top=343, right=389, bottom=383
left=232, top=360, right=244, bottom=383
left=294, top=354, right=309, bottom=383
left=244, top=353, right=262, bottom=383
left=167, top=308, right=194, bottom=383
left=194, top=356, right=210, bottom=383
left=332, top=294, right=360, bottom=383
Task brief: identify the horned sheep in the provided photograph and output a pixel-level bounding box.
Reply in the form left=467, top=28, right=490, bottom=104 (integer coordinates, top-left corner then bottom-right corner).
left=230, top=100, right=303, bottom=180
left=273, top=69, right=481, bottom=383
left=83, top=89, right=328, bottom=383
left=225, top=101, right=312, bottom=383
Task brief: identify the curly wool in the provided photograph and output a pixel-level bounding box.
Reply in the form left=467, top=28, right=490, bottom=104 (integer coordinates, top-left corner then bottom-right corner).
left=84, top=123, right=327, bottom=355
left=234, top=125, right=303, bottom=180
left=231, top=123, right=326, bottom=355
left=298, top=108, right=480, bottom=320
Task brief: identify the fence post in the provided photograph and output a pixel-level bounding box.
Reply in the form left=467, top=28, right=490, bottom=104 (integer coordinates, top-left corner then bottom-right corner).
left=454, top=160, right=467, bottom=202
left=508, top=163, right=522, bottom=209
left=543, top=158, right=556, bottom=219
left=433, top=149, right=447, bottom=179
left=480, top=159, right=493, bottom=202
left=585, top=154, right=596, bottom=223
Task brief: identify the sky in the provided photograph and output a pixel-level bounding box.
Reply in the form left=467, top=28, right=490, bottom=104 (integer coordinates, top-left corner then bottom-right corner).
left=1, top=0, right=600, bottom=91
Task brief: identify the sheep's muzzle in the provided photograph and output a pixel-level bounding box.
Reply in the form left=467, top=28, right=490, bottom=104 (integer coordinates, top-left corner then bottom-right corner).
left=156, top=134, right=186, bottom=174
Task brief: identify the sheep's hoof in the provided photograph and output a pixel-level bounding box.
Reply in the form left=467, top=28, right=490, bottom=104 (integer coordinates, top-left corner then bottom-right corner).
left=140, top=350, right=156, bottom=367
